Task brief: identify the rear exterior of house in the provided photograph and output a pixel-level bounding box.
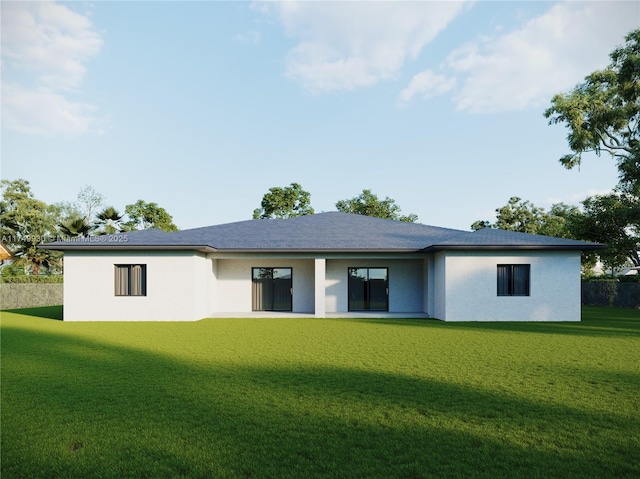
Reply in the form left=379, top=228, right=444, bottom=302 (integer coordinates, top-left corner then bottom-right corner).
left=46, top=212, right=599, bottom=322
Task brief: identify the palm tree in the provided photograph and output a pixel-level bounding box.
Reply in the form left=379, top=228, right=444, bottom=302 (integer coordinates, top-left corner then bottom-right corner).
left=95, top=206, right=124, bottom=234
left=13, top=242, right=61, bottom=275
left=58, top=217, right=94, bottom=238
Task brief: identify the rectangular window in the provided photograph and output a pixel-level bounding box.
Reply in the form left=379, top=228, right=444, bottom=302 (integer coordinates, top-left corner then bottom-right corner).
left=497, top=264, right=530, bottom=296
left=115, top=264, right=147, bottom=296
left=252, top=267, right=292, bottom=311
left=348, top=267, right=389, bottom=311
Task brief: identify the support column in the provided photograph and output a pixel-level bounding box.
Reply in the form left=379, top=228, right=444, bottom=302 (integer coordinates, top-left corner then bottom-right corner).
left=426, top=255, right=435, bottom=317
left=314, top=258, right=326, bottom=318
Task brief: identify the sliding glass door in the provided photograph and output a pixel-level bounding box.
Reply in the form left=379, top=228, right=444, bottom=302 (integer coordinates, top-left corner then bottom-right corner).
left=348, top=267, right=388, bottom=311
left=252, top=268, right=292, bottom=311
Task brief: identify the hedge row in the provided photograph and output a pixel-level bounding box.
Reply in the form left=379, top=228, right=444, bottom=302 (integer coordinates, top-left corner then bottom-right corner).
left=0, top=275, right=63, bottom=284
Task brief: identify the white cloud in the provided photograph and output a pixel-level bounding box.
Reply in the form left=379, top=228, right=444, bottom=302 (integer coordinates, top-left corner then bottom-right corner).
left=1, top=1, right=102, bottom=135
left=401, top=1, right=640, bottom=113
left=398, top=70, right=456, bottom=103
left=262, top=1, right=469, bottom=93
left=234, top=31, right=262, bottom=45
left=545, top=189, right=616, bottom=207
left=2, top=83, right=96, bottom=136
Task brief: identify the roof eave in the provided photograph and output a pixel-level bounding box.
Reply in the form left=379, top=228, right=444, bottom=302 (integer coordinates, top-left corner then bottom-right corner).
left=40, top=244, right=425, bottom=254
left=212, top=248, right=423, bottom=254
left=40, top=243, right=607, bottom=254
left=422, top=244, right=607, bottom=253
left=39, top=244, right=218, bottom=254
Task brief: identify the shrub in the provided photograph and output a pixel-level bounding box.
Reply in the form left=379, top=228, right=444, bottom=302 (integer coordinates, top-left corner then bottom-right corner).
left=0, top=275, right=63, bottom=284
left=618, top=274, right=640, bottom=283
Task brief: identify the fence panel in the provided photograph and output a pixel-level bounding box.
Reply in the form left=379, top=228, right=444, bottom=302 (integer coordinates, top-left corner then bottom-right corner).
left=582, top=281, right=640, bottom=309
left=0, top=283, right=64, bottom=310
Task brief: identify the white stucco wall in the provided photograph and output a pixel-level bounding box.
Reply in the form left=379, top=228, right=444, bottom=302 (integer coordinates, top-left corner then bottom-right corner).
left=433, top=252, right=446, bottom=320
left=63, top=251, right=212, bottom=321
left=325, top=259, right=424, bottom=313
left=63, top=249, right=582, bottom=322
left=314, top=258, right=326, bottom=317
left=439, top=250, right=582, bottom=322
left=214, top=258, right=315, bottom=313
left=424, top=256, right=434, bottom=316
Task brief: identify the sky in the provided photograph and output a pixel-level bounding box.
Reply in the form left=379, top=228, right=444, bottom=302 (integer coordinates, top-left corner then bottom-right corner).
left=1, top=0, right=639, bottom=232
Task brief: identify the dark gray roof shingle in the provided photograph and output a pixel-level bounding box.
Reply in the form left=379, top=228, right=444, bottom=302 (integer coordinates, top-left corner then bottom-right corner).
left=41, top=211, right=604, bottom=252
left=424, top=227, right=604, bottom=251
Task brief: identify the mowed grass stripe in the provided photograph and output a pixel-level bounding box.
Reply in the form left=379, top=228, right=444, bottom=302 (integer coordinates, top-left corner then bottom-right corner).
left=1, top=306, right=639, bottom=478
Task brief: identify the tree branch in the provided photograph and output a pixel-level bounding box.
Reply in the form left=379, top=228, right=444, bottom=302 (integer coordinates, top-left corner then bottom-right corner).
left=596, top=130, right=633, bottom=154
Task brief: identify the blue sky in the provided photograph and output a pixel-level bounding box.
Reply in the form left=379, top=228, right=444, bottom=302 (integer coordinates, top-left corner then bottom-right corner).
left=2, top=1, right=638, bottom=231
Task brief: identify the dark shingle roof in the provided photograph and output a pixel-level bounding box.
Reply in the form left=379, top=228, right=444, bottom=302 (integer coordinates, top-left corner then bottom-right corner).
left=424, top=227, right=604, bottom=252
left=41, top=211, right=604, bottom=252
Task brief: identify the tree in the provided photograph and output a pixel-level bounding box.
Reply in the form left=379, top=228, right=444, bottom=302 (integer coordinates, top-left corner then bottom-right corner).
left=335, top=189, right=418, bottom=222
left=253, top=183, right=314, bottom=219
left=544, top=29, right=640, bottom=271
left=545, top=203, right=583, bottom=239
left=95, top=206, right=125, bottom=234
left=544, top=28, right=640, bottom=196
left=472, top=197, right=546, bottom=234
left=472, top=195, right=639, bottom=271
left=75, top=185, right=106, bottom=221
left=570, top=193, right=639, bottom=269
left=123, top=200, right=178, bottom=232
left=58, top=217, right=94, bottom=238
left=56, top=185, right=105, bottom=224
left=12, top=243, right=60, bottom=276
left=0, top=179, right=61, bottom=274
left=471, top=196, right=577, bottom=238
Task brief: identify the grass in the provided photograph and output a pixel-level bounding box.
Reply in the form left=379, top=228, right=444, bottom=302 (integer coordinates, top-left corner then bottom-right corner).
left=1, top=306, right=639, bottom=479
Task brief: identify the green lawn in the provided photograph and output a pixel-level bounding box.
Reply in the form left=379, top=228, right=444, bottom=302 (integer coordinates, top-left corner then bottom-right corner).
left=1, top=306, right=639, bottom=479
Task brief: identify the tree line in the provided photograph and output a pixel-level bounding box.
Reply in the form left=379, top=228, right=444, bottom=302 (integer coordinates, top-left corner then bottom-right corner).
left=252, top=184, right=418, bottom=223
left=0, top=179, right=177, bottom=275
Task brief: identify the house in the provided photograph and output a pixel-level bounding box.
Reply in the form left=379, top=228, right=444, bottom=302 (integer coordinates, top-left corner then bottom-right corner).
left=42, top=212, right=604, bottom=322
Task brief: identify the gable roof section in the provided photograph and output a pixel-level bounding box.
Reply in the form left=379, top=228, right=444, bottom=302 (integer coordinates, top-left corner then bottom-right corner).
left=41, top=211, right=604, bottom=253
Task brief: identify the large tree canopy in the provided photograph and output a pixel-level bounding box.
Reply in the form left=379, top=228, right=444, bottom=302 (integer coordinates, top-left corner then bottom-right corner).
left=471, top=196, right=577, bottom=238
left=253, top=183, right=314, bottom=219
left=0, top=179, right=61, bottom=274
left=473, top=195, right=639, bottom=271
left=335, top=189, right=418, bottom=223
left=570, top=193, right=639, bottom=269
left=544, top=28, right=639, bottom=271
left=544, top=28, right=640, bottom=195
left=123, top=200, right=178, bottom=232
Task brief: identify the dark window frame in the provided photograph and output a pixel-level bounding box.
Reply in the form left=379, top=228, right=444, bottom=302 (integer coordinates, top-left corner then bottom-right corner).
left=114, top=264, right=147, bottom=297
left=348, top=267, right=389, bottom=312
left=497, top=264, right=530, bottom=297
left=251, top=267, right=293, bottom=312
